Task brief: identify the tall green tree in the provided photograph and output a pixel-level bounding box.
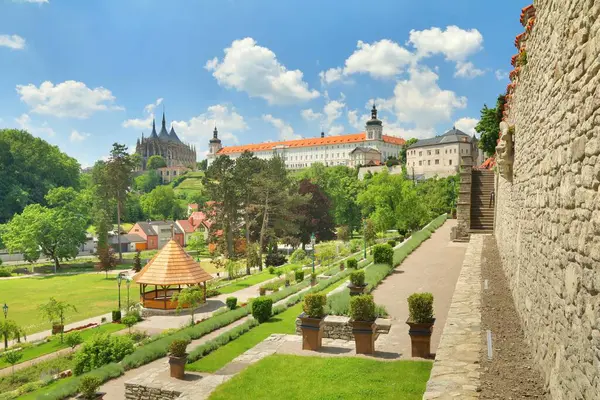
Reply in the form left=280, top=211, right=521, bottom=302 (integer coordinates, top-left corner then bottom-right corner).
left=146, top=155, right=167, bottom=170
left=134, top=170, right=162, bottom=193
left=140, top=185, right=178, bottom=220
left=295, top=179, right=336, bottom=247
left=476, top=94, right=506, bottom=157
left=400, top=138, right=418, bottom=165
left=186, top=232, right=207, bottom=261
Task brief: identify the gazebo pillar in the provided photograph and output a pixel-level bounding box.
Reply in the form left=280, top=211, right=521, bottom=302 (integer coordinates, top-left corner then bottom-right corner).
left=203, top=281, right=207, bottom=302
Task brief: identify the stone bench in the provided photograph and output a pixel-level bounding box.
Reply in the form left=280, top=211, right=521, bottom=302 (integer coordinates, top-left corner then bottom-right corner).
left=295, top=315, right=392, bottom=341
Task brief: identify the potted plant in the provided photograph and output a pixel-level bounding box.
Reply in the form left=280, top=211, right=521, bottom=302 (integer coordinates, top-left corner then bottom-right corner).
left=346, top=258, right=358, bottom=269
left=350, top=294, right=377, bottom=355
left=406, top=292, right=435, bottom=358
left=168, top=338, right=190, bottom=379
left=77, top=375, right=103, bottom=399
left=348, top=270, right=367, bottom=296
left=339, top=261, right=345, bottom=271
left=299, top=293, right=327, bottom=351
left=310, top=272, right=317, bottom=287
left=259, top=286, right=267, bottom=296
left=39, top=297, right=76, bottom=343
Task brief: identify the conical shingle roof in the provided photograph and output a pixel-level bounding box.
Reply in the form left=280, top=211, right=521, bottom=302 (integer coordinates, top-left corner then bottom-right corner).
left=133, top=239, right=212, bottom=285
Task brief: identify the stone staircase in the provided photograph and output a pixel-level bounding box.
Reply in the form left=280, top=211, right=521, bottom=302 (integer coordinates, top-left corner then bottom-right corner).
left=470, top=169, right=495, bottom=232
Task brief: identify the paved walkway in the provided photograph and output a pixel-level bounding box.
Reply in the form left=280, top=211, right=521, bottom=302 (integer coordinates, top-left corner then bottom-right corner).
left=372, top=219, right=467, bottom=358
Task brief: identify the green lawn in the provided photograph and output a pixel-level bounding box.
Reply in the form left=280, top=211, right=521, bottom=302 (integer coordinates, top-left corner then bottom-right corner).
left=0, top=323, right=125, bottom=368
left=216, top=271, right=277, bottom=295
left=0, top=274, right=125, bottom=334
left=209, top=355, right=432, bottom=400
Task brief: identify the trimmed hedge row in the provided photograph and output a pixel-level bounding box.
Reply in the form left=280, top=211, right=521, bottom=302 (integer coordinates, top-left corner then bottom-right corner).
left=187, top=319, right=259, bottom=363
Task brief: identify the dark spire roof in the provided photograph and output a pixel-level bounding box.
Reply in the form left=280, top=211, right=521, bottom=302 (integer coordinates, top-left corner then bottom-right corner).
left=366, top=103, right=382, bottom=126
left=169, top=125, right=182, bottom=144
left=150, top=118, right=158, bottom=138
left=158, top=111, right=170, bottom=141
left=210, top=126, right=221, bottom=143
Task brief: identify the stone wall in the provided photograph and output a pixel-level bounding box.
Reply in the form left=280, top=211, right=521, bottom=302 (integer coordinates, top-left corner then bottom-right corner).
left=495, top=1, right=600, bottom=398
left=125, top=383, right=182, bottom=400
left=295, top=315, right=354, bottom=340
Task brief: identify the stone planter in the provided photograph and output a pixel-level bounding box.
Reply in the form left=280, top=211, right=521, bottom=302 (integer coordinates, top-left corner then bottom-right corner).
left=76, top=393, right=105, bottom=400
left=299, top=313, right=325, bottom=351
left=352, top=320, right=377, bottom=354
left=348, top=283, right=367, bottom=296
left=51, top=324, right=64, bottom=335
left=406, top=319, right=435, bottom=358
left=168, top=354, right=188, bottom=379
left=310, top=278, right=317, bottom=287
left=339, top=263, right=345, bottom=271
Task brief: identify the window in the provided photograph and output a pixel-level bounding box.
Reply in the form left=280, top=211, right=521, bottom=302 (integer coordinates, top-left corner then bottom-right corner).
left=419, top=161, right=422, bottom=166
left=428, top=160, right=431, bottom=166
left=435, top=150, right=440, bottom=155
left=419, top=151, right=422, bottom=156
left=449, top=159, right=452, bottom=165
left=427, top=150, right=431, bottom=155
left=435, top=159, right=439, bottom=165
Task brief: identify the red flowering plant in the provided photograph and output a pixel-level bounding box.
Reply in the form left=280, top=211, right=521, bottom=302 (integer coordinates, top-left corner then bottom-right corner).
left=520, top=5, right=536, bottom=26
left=509, top=67, right=521, bottom=81
left=511, top=54, right=518, bottom=67
left=514, top=33, right=526, bottom=50
left=506, top=82, right=516, bottom=94
left=526, top=17, right=536, bottom=33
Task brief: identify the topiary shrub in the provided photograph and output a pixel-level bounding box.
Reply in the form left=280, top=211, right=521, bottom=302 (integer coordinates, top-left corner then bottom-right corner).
left=265, top=253, right=286, bottom=267
left=0, top=268, right=12, bottom=277
left=251, top=297, right=273, bottom=323
left=226, top=297, right=237, bottom=310
left=111, top=310, right=121, bottom=322
left=206, top=288, right=221, bottom=298
left=349, top=294, right=376, bottom=321
left=407, top=292, right=434, bottom=323
left=268, top=266, right=275, bottom=275
left=302, top=293, right=326, bottom=318
left=259, top=287, right=267, bottom=296
left=349, top=239, right=362, bottom=253
left=349, top=270, right=365, bottom=287
left=346, top=258, right=358, bottom=269
left=289, top=248, right=307, bottom=263
left=168, top=338, right=190, bottom=357
left=387, top=240, right=396, bottom=248
left=78, top=375, right=102, bottom=400
left=373, top=244, right=394, bottom=266
left=294, top=270, right=305, bottom=282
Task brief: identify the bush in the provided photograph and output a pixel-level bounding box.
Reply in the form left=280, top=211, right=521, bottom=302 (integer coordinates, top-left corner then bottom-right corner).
left=64, top=331, right=83, bottom=350
left=187, top=319, right=259, bottom=363
left=373, top=244, right=394, bottom=266
left=251, top=298, right=273, bottom=323
left=349, top=270, right=365, bottom=287
left=407, top=292, right=434, bottom=323
left=294, top=270, right=305, bottom=282
left=225, top=297, right=237, bottom=310
left=268, top=266, right=275, bottom=275
left=206, top=288, right=221, bottom=298
left=168, top=339, right=190, bottom=357
left=265, top=253, right=286, bottom=267
left=398, top=235, right=404, bottom=242
left=121, top=315, right=138, bottom=332
left=349, top=239, right=362, bottom=253
left=0, top=268, right=11, bottom=277
left=289, top=248, right=307, bottom=264
left=259, top=287, right=267, bottom=296
left=78, top=375, right=101, bottom=400
left=337, top=225, right=351, bottom=242
left=111, top=310, right=121, bottom=322
left=73, top=334, right=134, bottom=375
left=346, top=258, right=358, bottom=269
left=387, top=240, right=396, bottom=248
left=127, top=309, right=143, bottom=322
left=349, top=295, right=376, bottom=321
left=302, top=293, right=326, bottom=318
left=310, top=272, right=317, bottom=281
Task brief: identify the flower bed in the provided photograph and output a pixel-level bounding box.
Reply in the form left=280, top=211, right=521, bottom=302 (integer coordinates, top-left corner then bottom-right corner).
left=63, top=323, right=98, bottom=334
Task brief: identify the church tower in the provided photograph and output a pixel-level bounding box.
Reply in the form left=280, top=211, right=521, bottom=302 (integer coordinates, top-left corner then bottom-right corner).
left=209, top=126, right=222, bottom=156
left=365, top=104, right=383, bottom=141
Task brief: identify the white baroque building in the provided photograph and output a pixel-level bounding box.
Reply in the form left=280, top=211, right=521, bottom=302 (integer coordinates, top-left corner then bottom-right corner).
left=206, top=106, right=405, bottom=169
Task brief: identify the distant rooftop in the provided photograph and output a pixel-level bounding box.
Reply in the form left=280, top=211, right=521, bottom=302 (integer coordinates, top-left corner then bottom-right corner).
left=408, top=127, right=474, bottom=149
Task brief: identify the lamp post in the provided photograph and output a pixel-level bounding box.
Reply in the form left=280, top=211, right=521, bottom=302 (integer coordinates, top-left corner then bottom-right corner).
left=126, top=277, right=131, bottom=312
left=2, top=303, right=7, bottom=349
left=117, top=273, right=123, bottom=311
left=310, top=233, right=316, bottom=274
left=363, top=219, right=367, bottom=260
left=2, top=303, right=7, bottom=319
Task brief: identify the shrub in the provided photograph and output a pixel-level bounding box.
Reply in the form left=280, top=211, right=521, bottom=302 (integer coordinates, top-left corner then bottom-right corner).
left=337, top=225, right=351, bottom=242
left=349, top=295, right=376, bottom=321
left=251, top=298, right=273, bottom=323
left=349, top=239, right=362, bottom=253
left=64, top=331, right=83, bottom=350
left=268, top=266, right=275, bottom=275
left=168, top=339, right=190, bottom=357
left=302, top=293, right=326, bottom=318
left=121, top=315, right=138, bottom=333
left=349, top=270, right=365, bottom=287
left=275, top=270, right=283, bottom=278
left=346, top=258, right=358, bottom=269
left=398, top=235, right=404, bottom=242
left=289, top=248, right=307, bottom=264
left=127, top=309, right=142, bottom=322
left=73, top=334, right=134, bottom=375
left=294, top=270, right=305, bottom=282
left=387, top=240, right=396, bottom=248
left=225, top=297, right=237, bottom=310
left=0, top=268, right=11, bottom=277
left=310, top=272, right=317, bottom=281
left=407, top=292, right=434, bottom=323
left=78, top=375, right=101, bottom=399
left=187, top=319, right=259, bottom=363
left=373, top=244, right=394, bottom=266
left=259, top=287, right=267, bottom=296
left=265, top=253, right=286, bottom=267
left=111, top=310, right=121, bottom=322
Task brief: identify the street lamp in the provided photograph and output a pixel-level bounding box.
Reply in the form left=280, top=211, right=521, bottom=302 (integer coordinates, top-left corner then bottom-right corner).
left=363, top=219, right=367, bottom=260
left=117, top=273, right=123, bottom=311
left=2, top=303, right=7, bottom=319
left=310, top=233, right=316, bottom=274
left=126, top=277, right=131, bottom=312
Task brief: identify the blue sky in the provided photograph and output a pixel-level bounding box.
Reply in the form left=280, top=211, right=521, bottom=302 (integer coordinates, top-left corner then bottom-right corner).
left=0, top=0, right=529, bottom=167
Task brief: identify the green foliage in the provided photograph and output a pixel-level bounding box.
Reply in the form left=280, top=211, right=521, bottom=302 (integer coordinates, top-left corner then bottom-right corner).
left=337, top=225, right=351, bottom=242
left=38, top=298, right=76, bottom=342
left=140, top=185, right=179, bottom=220
left=251, top=298, right=273, bottom=323
left=112, top=310, right=121, bottom=322
left=294, top=270, right=304, bottom=282
left=172, top=286, right=205, bottom=324
left=346, top=258, right=358, bottom=269
left=302, top=293, right=326, bottom=318
left=133, top=250, right=142, bottom=272
left=476, top=94, right=506, bottom=156
left=295, top=179, right=336, bottom=245
left=186, top=232, right=206, bottom=261
left=2, top=349, right=22, bottom=369
left=363, top=219, right=377, bottom=244
left=265, top=253, right=286, bottom=267
left=349, top=270, right=365, bottom=286
left=518, top=50, right=527, bottom=67
left=315, top=242, right=336, bottom=267
left=225, top=297, right=237, bottom=310
left=289, top=248, right=307, bottom=264
left=73, top=334, right=134, bottom=375
left=0, top=269, right=11, bottom=278
left=121, top=315, right=138, bottom=333
left=78, top=375, right=101, bottom=399
left=187, top=319, right=259, bottom=363
left=267, top=266, right=275, bottom=274
left=387, top=240, right=396, bottom=247
left=400, top=138, right=419, bottom=165
left=133, top=170, right=161, bottom=193
left=146, top=155, right=167, bottom=170
left=348, top=239, right=362, bottom=253
left=407, top=292, right=434, bottom=323
left=168, top=339, right=190, bottom=357
left=373, top=244, right=394, bottom=266
left=64, top=331, right=83, bottom=350
left=349, top=295, right=376, bottom=321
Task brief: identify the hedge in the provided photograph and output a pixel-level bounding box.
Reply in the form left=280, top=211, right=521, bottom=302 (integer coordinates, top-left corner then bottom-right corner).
left=187, top=319, right=259, bottom=363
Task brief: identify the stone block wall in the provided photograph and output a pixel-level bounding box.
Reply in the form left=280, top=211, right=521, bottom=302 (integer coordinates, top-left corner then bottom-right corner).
left=495, top=1, right=600, bottom=398
left=295, top=315, right=354, bottom=340
left=125, top=383, right=182, bottom=400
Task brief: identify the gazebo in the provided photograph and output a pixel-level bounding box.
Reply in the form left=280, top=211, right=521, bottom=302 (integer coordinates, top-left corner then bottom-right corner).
left=133, top=239, right=212, bottom=311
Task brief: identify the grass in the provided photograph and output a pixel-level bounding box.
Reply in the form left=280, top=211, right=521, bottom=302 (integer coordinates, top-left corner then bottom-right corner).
left=0, top=353, right=73, bottom=395
left=0, top=323, right=125, bottom=369
left=0, top=274, right=126, bottom=334
left=208, top=354, right=432, bottom=400
left=216, top=271, right=277, bottom=295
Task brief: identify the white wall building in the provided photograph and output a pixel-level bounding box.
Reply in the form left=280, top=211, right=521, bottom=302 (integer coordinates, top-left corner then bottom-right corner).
left=206, top=105, right=405, bottom=168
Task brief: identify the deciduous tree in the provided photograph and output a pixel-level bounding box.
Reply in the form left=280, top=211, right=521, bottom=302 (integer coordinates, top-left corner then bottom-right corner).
left=146, top=155, right=167, bottom=170
left=140, top=185, right=178, bottom=220
left=476, top=94, right=506, bottom=157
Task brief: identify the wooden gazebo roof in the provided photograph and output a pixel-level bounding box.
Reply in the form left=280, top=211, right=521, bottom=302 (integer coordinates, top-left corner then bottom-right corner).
left=133, top=239, right=212, bottom=286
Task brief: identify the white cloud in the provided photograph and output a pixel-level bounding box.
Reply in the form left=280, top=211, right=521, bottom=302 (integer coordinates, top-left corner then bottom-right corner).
left=302, top=96, right=346, bottom=134
left=301, top=109, right=323, bottom=121
left=319, top=67, right=343, bottom=85
left=347, top=110, right=362, bottom=131
left=323, top=99, right=345, bottom=127
left=69, top=130, right=90, bottom=142
left=206, top=37, right=319, bottom=105
left=123, top=98, right=163, bottom=129
left=454, top=117, right=479, bottom=136
left=16, top=80, right=122, bottom=118
left=15, top=113, right=55, bottom=137
left=172, top=104, right=247, bottom=153
left=328, top=125, right=345, bottom=136
left=343, top=39, right=414, bottom=79
left=262, top=114, right=300, bottom=140
left=0, top=34, right=26, bottom=50
left=13, top=0, right=49, bottom=3
left=408, top=26, right=483, bottom=61
left=454, top=61, right=485, bottom=78
left=495, top=69, right=508, bottom=81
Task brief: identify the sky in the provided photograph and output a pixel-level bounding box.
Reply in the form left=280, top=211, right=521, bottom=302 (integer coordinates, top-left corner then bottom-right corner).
left=0, top=0, right=529, bottom=168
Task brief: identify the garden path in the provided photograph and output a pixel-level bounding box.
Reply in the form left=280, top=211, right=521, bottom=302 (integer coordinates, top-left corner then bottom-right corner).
left=372, top=219, right=467, bottom=358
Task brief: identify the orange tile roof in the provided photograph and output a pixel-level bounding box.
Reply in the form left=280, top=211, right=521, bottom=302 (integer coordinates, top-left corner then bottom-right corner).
left=217, top=132, right=405, bottom=155
left=176, top=219, right=195, bottom=233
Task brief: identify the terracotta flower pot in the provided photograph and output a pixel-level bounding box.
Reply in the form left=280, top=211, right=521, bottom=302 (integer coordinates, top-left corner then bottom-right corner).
left=351, top=320, right=377, bottom=354
left=52, top=324, right=64, bottom=335
left=348, top=283, right=367, bottom=296
left=406, top=319, right=435, bottom=358
left=299, top=313, right=325, bottom=351
left=169, top=354, right=188, bottom=379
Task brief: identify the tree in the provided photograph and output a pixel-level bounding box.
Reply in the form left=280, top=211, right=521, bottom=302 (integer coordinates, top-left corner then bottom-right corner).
left=172, top=286, right=205, bottom=325
left=295, top=179, right=336, bottom=247
left=2, top=349, right=22, bottom=375
left=385, top=156, right=400, bottom=167
left=0, top=319, right=25, bottom=349
left=97, top=244, right=117, bottom=278
left=476, top=94, right=506, bottom=156
left=146, top=155, right=167, bottom=170
left=133, top=250, right=142, bottom=272
left=1, top=187, right=88, bottom=271
left=337, top=226, right=351, bottom=242
left=400, top=138, right=418, bottom=165
left=134, top=170, right=162, bottom=193
left=121, top=314, right=138, bottom=333
left=38, top=297, right=77, bottom=343
left=363, top=219, right=377, bottom=247
left=140, top=185, right=178, bottom=220
left=197, top=159, right=208, bottom=171
left=186, top=232, right=207, bottom=261
left=64, top=331, right=83, bottom=352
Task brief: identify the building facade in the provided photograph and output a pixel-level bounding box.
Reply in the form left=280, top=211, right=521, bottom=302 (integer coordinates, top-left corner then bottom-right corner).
left=406, top=127, right=483, bottom=179
left=135, top=113, right=197, bottom=170
left=207, top=105, right=405, bottom=168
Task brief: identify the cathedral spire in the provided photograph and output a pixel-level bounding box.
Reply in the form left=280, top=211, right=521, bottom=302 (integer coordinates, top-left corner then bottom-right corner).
left=371, top=103, right=378, bottom=120
left=150, top=118, right=158, bottom=138
left=213, top=125, right=218, bottom=139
